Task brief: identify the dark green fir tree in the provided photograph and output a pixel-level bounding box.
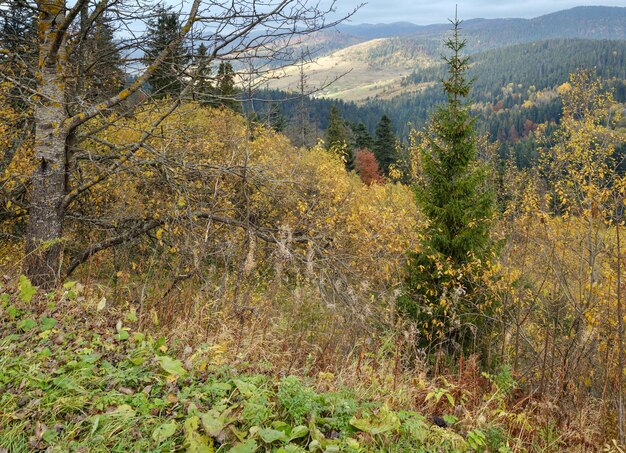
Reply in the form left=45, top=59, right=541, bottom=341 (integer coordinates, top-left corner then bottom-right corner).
left=326, top=105, right=349, bottom=163
left=194, top=43, right=215, bottom=106
left=144, top=6, right=188, bottom=98
left=215, top=61, right=241, bottom=112
left=400, top=14, right=495, bottom=351
left=373, top=115, right=398, bottom=174
left=352, top=122, right=374, bottom=151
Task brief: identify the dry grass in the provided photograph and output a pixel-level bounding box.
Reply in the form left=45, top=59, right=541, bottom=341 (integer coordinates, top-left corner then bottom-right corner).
left=264, top=38, right=435, bottom=103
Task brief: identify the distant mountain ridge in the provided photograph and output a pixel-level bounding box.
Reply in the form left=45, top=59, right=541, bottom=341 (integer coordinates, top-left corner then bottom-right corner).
left=334, top=6, right=626, bottom=53
left=335, top=22, right=425, bottom=39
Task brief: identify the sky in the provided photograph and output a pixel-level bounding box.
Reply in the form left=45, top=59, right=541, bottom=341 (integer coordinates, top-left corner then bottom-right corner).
left=333, top=0, right=625, bottom=25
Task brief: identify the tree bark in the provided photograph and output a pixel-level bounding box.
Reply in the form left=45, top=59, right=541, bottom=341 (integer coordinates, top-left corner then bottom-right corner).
left=24, top=1, right=69, bottom=288
left=616, top=201, right=624, bottom=444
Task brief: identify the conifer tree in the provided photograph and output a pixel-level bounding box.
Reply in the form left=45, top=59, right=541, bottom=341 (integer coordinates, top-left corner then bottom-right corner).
left=400, top=15, right=495, bottom=349
left=80, top=15, right=125, bottom=102
left=326, top=105, right=349, bottom=162
left=416, top=17, right=493, bottom=263
left=215, top=62, right=241, bottom=111
left=352, top=122, right=374, bottom=151
left=266, top=102, right=287, bottom=132
left=0, top=0, right=36, bottom=54
left=373, top=115, right=397, bottom=174
left=1, top=0, right=37, bottom=111
left=144, top=6, right=188, bottom=98
left=194, top=43, right=215, bottom=106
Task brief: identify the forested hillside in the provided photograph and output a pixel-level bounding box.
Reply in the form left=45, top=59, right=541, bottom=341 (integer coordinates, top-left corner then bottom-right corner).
left=2, top=1, right=626, bottom=452
left=263, top=34, right=626, bottom=139
left=265, top=6, right=626, bottom=102
left=380, top=38, right=626, bottom=164
left=289, top=38, right=626, bottom=166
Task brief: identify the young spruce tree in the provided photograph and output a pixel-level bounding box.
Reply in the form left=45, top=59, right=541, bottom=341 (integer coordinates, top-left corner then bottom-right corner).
left=400, top=15, right=495, bottom=351
left=144, top=6, right=188, bottom=98
left=326, top=105, right=350, bottom=165
left=373, top=114, right=398, bottom=175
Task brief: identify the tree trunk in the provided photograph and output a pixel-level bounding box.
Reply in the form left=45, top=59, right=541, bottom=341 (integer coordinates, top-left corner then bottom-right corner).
left=24, top=1, right=69, bottom=288
left=616, top=205, right=624, bottom=444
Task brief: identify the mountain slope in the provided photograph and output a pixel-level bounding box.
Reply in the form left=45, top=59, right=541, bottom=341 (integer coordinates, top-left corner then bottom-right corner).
left=264, top=38, right=436, bottom=102
left=265, top=6, right=626, bottom=103
left=371, top=38, right=626, bottom=167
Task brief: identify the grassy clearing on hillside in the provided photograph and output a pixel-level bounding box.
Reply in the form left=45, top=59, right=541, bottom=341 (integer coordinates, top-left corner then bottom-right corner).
left=265, top=38, right=435, bottom=103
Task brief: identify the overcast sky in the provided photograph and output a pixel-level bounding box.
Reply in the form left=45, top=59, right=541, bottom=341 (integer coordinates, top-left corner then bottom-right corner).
left=334, top=1, right=625, bottom=24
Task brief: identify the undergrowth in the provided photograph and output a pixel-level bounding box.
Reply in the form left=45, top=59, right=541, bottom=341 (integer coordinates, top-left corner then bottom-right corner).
left=0, top=276, right=614, bottom=452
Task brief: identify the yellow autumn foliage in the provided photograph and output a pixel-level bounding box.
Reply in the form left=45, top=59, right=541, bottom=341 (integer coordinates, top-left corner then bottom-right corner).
left=62, top=102, right=417, bottom=301
left=0, top=80, right=36, bottom=239
left=493, top=70, right=626, bottom=407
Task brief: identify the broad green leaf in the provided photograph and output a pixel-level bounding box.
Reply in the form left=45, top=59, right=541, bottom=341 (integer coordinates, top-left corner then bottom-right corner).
left=111, top=404, right=135, bottom=418
left=374, top=405, right=400, bottom=434
left=200, top=410, right=225, bottom=437
left=157, top=355, right=187, bottom=376
left=1, top=334, right=20, bottom=344
left=309, top=422, right=324, bottom=442
left=277, top=445, right=305, bottom=453
left=152, top=421, right=178, bottom=443
left=349, top=416, right=373, bottom=433
left=90, top=415, right=101, bottom=434
left=271, top=421, right=291, bottom=432
left=18, top=275, right=36, bottom=302
left=233, top=379, right=258, bottom=398
left=442, top=414, right=458, bottom=425
left=96, top=297, right=106, bottom=311
left=42, top=429, right=57, bottom=443
left=467, top=429, right=486, bottom=449
left=115, top=329, right=130, bottom=341
left=184, top=416, right=213, bottom=453
left=288, top=425, right=309, bottom=441
left=349, top=405, right=399, bottom=436
left=126, top=307, right=138, bottom=322
left=80, top=353, right=101, bottom=364
left=230, top=424, right=248, bottom=442
left=63, top=280, right=77, bottom=289
left=7, top=305, right=20, bottom=319
left=40, top=317, right=56, bottom=331
left=229, top=439, right=257, bottom=453
left=18, top=318, right=37, bottom=331
left=258, top=427, right=289, bottom=444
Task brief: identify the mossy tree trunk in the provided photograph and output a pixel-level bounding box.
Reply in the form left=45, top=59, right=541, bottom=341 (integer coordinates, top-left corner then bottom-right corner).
left=24, top=0, right=70, bottom=288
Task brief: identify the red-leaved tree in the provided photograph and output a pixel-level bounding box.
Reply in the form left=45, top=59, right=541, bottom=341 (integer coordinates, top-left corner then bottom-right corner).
left=354, top=149, right=384, bottom=185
